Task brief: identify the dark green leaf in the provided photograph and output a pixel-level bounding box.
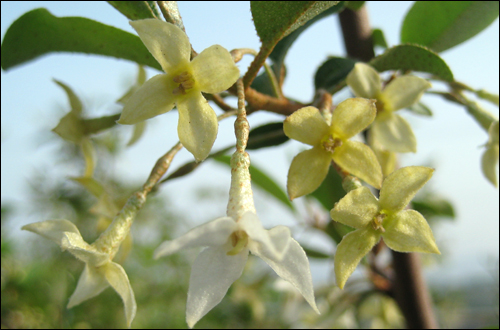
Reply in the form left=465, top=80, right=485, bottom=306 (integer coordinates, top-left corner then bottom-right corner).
left=107, top=1, right=158, bottom=20
left=251, top=1, right=340, bottom=62
left=268, top=3, right=345, bottom=78
left=412, top=196, right=455, bottom=220
left=247, top=122, right=289, bottom=150
left=309, top=165, right=345, bottom=211
left=302, top=246, right=331, bottom=259
left=407, top=102, right=433, bottom=116
left=314, top=56, right=356, bottom=91
left=369, top=44, right=454, bottom=81
left=345, top=1, right=365, bottom=11
left=372, top=28, right=388, bottom=49
left=1, top=8, right=161, bottom=71
left=213, top=155, right=295, bottom=212
left=401, top=1, right=499, bottom=53
left=251, top=64, right=280, bottom=97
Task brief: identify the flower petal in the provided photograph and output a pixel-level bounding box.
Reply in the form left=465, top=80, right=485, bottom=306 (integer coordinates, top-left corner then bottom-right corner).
left=287, top=146, right=331, bottom=200
left=330, top=186, right=379, bottom=229
left=330, top=98, right=376, bottom=139
left=191, top=45, right=240, bottom=93
left=481, top=145, right=499, bottom=187
left=371, top=114, right=417, bottom=153
left=333, top=140, right=383, bottom=189
left=242, top=212, right=291, bottom=262
left=186, top=246, right=248, bottom=328
left=334, top=227, right=381, bottom=289
left=382, top=76, right=431, bottom=112
left=104, top=262, right=137, bottom=328
left=383, top=210, right=440, bottom=254
left=283, top=106, right=330, bottom=146
left=130, top=19, right=190, bottom=72
left=379, top=166, right=434, bottom=212
left=177, top=93, right=218, bottom=162
left=255, top=237, right=319, bottom=313
left=346, top=63, right=381, bottom=98
left=154, top=217, right=236, bottom=259
left=22, top=219, right=81, bottom=245
left=118, top=74, right=176, bottom=125
left=62, top=232, right=109, bottom=266
left=67, top=264, right=109, bottom=308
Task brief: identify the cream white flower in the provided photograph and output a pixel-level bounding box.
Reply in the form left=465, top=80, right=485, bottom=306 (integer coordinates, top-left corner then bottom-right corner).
left=22, top=194, right=144, bottom=327
left=346, top=63, right=431, bottom=153
left=118, top=19, right=240, bottom=162
left=155, top=150, right=318, bottom=328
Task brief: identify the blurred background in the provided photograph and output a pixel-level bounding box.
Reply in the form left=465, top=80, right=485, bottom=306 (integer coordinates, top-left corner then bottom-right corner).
left=1, top=1, right=498, bottom=328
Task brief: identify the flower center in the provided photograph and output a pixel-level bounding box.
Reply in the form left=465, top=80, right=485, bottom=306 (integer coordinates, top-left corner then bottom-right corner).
left=321, top=135, right=342, bottom=153
left=371, top=213, right=386, bottom=232
left=227, top=230, right=249, bottom=256
left=172, top=71, right=195, bottom=95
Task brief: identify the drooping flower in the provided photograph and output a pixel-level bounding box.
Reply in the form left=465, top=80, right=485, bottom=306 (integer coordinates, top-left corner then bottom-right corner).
left=346, top=63, right=431, bottom=153
left=482, top=120, right=499, bottom=187
left=118, top=19, right=240, bottom=162
left=155, top=136, right=318, bottom=328
left=284, top=98, right=383, bottom=200
left=330, top=166, right=440, bottom=289
left=22, top=193, right=145, bottom=327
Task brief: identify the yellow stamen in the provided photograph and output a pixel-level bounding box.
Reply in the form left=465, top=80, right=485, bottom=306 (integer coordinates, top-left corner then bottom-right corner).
left=321, top=135, right=342, bottom=153
left=172, top=71, right=195, bottom=95
left=227, top=230, right=249, bottom=256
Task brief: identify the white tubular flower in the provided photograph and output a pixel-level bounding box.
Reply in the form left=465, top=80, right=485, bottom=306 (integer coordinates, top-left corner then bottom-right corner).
left=346, top=63, right=431, bottom=153
left=22, top=193, right=145, bottom=328
left=118, top=19, right=240, bottom=162
left=155, top=130, right=318, bottom=328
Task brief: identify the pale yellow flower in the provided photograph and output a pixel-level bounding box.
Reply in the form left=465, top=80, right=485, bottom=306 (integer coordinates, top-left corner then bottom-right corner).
left=118, top=19, right=240, bottom=161
left=330, top=166, right=440, bottom=289
left=284, top=98, right=383, bottom=200
left=346, top=63, right=431, bottom=153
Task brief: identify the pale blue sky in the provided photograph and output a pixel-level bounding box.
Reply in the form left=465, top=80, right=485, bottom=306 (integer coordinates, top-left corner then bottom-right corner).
left=1, top=1, right=499, bottom=286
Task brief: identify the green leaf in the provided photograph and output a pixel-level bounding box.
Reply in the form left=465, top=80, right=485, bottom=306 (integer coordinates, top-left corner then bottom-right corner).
left=107, top=1, right=158, bottom=20
left=268, top=3, right=345, bottom=78
left=407, top=102, right=433, bottom=116
left=345, top=1, right=365, bottom=11
left=309, top=165, right=345, bottom=211
left=251, top=64, right=280, bottom=97
left=251, top=1, right=340, bottom=44
left=302, top=246, right=330, bottom=259
left=53, top=79, right=82, bottom=115
left=369, top=44, right=454, bottom=82
left=401, top=1, right=499, bottom=53
left=213, top=155, right=295, bottom=212
left=1, top=8, right=161, bottom=71
left=412, top=196, right=456, bottom=221
left=372, top=28, right=388, bottom=49
left=247, top=122, right=289, bottom=150
left=314, top=56, right=356, bottom=92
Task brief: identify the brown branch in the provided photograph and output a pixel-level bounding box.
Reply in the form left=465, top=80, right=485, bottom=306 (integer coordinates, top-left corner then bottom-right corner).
left=338, top=6, right=439, bottom=329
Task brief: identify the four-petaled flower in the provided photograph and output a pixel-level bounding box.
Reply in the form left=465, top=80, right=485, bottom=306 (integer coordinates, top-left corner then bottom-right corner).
left=284, top=98, right=383, bottom=200
left=330, top=166, right=440, bottom=289
left=346, top=63, right=431, bottom=153
left=482, top=120, right=499, bottom=187
left=155, top=147, right=318, bottom=328
left=22, top=220, right=136, bottom=327
left=118, top=19, right=240, bottom=162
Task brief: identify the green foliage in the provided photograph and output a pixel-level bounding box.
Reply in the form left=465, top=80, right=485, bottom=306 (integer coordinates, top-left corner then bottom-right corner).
left=370, top=44, right=454, bottom=81
left=1, top=8, right=161, bottom=71
left=401, top=1, right=499, bottom=53
left=107, top=1, right=159, bottom=20
left=314, top=56, right=356, bottom=92
left=247, top=122, right=289, bottom=150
